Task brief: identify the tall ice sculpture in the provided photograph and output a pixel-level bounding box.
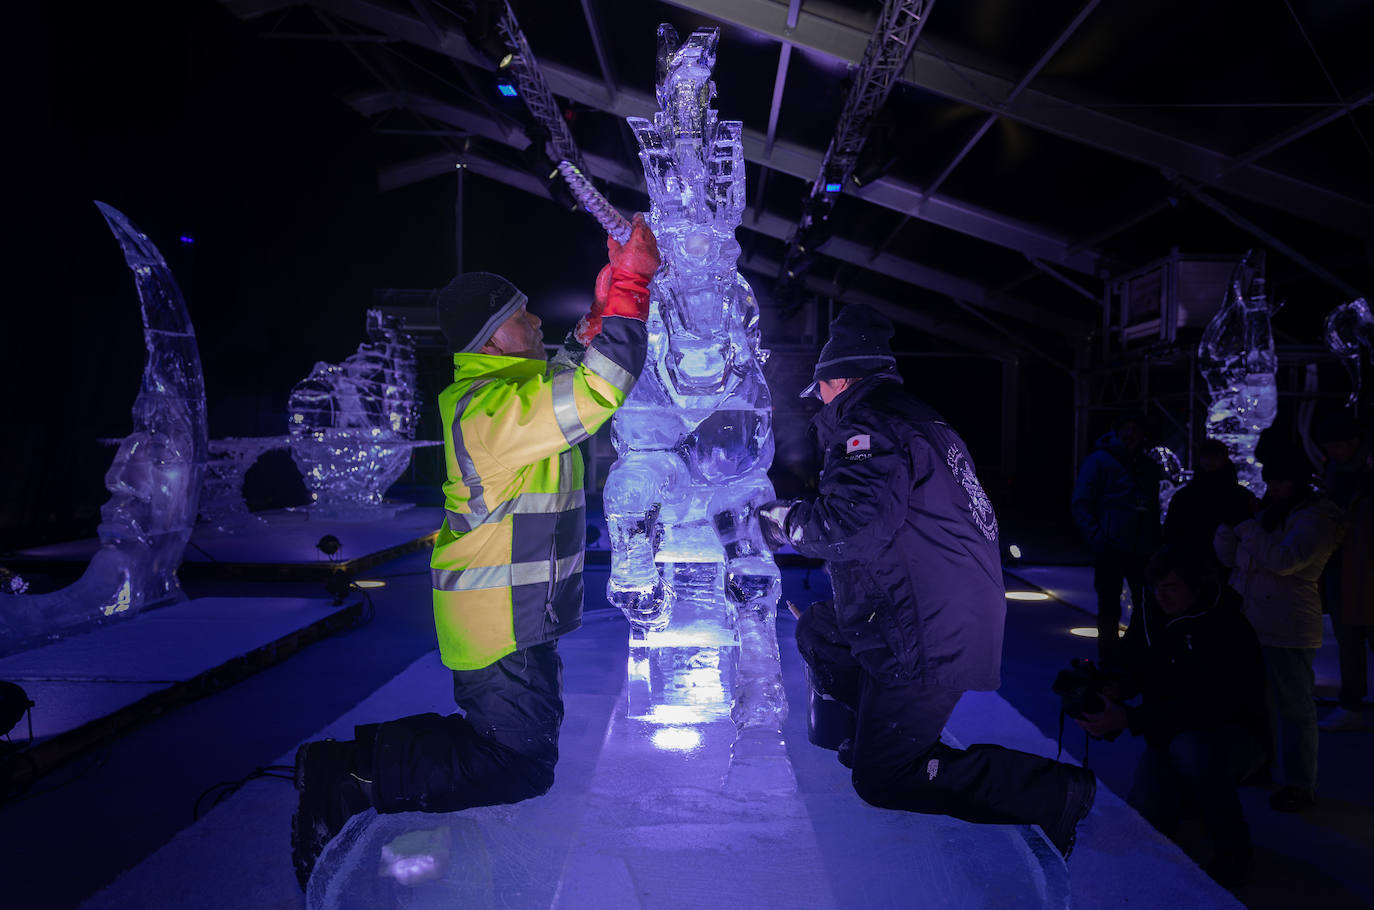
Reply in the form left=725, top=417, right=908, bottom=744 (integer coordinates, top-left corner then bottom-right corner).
left=0, top=202, right=207, bottom=656
left=598, top=26, right=787, bottom=750
left=1197, top=251, right=1278, bottom=496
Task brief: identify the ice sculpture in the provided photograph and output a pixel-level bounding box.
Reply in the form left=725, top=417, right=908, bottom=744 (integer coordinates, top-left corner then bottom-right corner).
left=199, top=436, right=290, bottom=532
left=287, top=310, right=437, bottom=519
left=1324, top=297, right=1374, bottom=407
left=1148, top=445, right=1188, bottom=522
left=1197, top=253, right=1277, bottom=496
left=0, top=202, right=207, bottom=656
left=600, top=25, right=787, bottom=752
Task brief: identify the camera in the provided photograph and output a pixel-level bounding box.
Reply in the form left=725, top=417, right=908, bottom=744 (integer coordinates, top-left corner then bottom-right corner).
left=1052, top=658, right=1113, bottom=721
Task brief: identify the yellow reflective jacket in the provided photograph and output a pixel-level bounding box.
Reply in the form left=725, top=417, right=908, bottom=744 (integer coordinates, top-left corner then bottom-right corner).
left=431, top=316, right=646, bottom=670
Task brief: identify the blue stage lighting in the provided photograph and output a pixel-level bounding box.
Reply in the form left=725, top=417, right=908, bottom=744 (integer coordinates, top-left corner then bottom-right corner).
left=497, top=81, right=518, bottom=97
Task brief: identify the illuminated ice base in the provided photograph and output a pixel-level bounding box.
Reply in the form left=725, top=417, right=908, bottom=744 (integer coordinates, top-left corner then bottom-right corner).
left=308, top=686, right=1068, bottom=910
left=288, top=434, right=440, bottom=521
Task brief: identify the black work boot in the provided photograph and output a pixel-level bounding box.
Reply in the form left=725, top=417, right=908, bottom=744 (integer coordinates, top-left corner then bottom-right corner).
left=290, top=739, right=373, bottom=891
left=1044, top=765, right=1096, bottom=859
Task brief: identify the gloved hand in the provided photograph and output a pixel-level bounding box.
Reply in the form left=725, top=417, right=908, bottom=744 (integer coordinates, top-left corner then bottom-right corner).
left=756, top=499, right=799, bottom=553
left=575, top=213, right=660, bottom=343
left=602, top=213, right=659, bottom=321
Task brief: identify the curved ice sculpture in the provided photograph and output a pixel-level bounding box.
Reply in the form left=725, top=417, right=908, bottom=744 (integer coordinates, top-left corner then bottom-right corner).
left=1148, top=445, right=1188, bottom=522
left=0, top=202, right=207, bottom=655
left=1324, top=297, right=1373, bottom=407
left=287, top=310, right=434, bottom=519
left=604, top=25, right=785, bottom=739
left=1197, top=254, right=1277, bottom=496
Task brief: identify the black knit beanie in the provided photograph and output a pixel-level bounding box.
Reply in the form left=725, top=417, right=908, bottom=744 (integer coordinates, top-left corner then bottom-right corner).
left=436, top=272, right=529, bottom=354
left=801, top=303, right=898, bottom=399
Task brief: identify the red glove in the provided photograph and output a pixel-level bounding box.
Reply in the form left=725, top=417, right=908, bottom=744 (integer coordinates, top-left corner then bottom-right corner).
left=575, top=214, right=660, bottom=343
left=604, top=213, right=659, bottom=321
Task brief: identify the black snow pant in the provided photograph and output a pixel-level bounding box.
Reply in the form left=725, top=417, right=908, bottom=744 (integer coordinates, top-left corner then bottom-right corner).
left=357, top=640, right=564, bottom=814
left=1093, top=548, right=1147, bottom=664
left=797, top=600, right=1073, bottom=829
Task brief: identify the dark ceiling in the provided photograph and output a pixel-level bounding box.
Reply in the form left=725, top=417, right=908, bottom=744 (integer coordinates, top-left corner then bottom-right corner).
left=217, top=0, right=1374, bottom=365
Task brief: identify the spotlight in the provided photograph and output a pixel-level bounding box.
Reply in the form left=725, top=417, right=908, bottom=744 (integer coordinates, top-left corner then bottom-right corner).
left=1008, top=544, right=1022, bottom=559
left=355, top=579, right=387, bottom=589
left=1005, top=591, right=1050, bottom=601
left=0, top=681, right=35, bottom=738
left=324, top=569, right=354, bottom=606
left=496, top=52, right=520, bottom=98
left=851, top=114, right=900, bottom=188
left=316, top=534, right=342, bottom=559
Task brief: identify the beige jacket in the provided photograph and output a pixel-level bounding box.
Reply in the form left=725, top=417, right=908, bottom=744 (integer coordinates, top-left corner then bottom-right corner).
left=1214, top=495, right=1344, bottom=649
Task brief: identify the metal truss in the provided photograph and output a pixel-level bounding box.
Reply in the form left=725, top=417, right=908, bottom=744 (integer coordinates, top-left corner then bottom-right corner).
left=779, top=0, right=930, bottom=291
left=494, top=1, right=589, bottom=175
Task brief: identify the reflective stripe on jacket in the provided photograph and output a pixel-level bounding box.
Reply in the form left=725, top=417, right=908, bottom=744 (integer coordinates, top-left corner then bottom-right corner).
left=432, top=315, right=646, bottom=670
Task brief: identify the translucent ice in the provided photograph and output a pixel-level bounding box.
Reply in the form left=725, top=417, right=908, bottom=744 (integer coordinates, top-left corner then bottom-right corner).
left=0, top=202, right=207, bottom=655
left=1324, top=297, right=1373, bottom=406
left=1149, top=445, right=1188, bottom=523
left=287, top=310, right=433, bottom=518
left=604, top=25, right=786, bottom=739
left=1197, top=257, right=1277, bottom=496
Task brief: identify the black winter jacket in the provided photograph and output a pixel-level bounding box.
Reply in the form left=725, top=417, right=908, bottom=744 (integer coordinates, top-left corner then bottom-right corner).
left=1113, top=596, right=1269, bottom=753
left=1071, top=432, right=1161, bottom=556
left=789, top=375, right=1005, bottom=691
left=1162, top=464, right=1255, bottom=561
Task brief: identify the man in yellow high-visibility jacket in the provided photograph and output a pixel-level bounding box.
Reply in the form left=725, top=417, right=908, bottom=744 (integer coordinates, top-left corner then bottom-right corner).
left=290, top=216, right=659, bottom=890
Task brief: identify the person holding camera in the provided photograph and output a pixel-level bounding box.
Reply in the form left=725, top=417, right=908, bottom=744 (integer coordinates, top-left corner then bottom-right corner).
left=1075, top=544, right=1268, bottom=887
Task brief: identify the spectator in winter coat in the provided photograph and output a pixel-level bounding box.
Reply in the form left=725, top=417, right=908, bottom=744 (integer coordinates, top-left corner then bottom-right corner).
left=1162, top=438, right=1256, bottom=607
left=1215, top=446, right=1343, bottom=813
left=1077, top=544, right=1268, bottom=887
left=758, top=304, right=1096, bottom=858
left=1072, top=415, right=1162, bottom=662
left=1314, top=415, right=1374, bottom=732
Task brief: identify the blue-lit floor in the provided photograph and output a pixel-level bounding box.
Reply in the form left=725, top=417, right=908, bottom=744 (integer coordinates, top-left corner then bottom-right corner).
left=2, top=554, right=1369, bottom=909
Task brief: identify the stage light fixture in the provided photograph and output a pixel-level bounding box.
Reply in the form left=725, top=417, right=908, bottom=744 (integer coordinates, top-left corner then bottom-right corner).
left=315, top=534, right=342, bottom=559
left=324, top=569, right=354, bottom=606
left=0, top=681, right=35, bottom=738
left=1008, top=544, right=1023, bottom=559
left=355, top=579, right=386, bottom=589
left=1005, top=591, right=1050, bottom=601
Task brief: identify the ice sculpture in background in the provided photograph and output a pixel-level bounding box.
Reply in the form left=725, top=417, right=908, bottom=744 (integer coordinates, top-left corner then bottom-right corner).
left=1149, top=445, right=1188, bottom=522
left=1324, top=297, right=1374, bottom=407
left=288, top=310, right=437, bottom=519
left=198, top=436, right=290, bottom=532
left=1197, top=252, right=1278, bottom=497
left=0, top=202, right=207, bottom=656
left=599, top=26, right=787, bottom=751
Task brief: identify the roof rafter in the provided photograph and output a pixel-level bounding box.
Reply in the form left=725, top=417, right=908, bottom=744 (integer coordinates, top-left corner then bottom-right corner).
left=223, top=0, right=1098, bottom=273
left=659, top=0, right=1374, bottom=239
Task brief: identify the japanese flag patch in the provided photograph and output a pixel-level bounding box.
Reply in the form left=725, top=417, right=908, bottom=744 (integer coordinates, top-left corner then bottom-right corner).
left=845, top=434, right=871, bottom=459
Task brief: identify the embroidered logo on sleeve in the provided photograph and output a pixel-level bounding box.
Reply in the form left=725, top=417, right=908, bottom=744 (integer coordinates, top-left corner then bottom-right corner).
left=946, top=444, right=999, bottom=541
left=845, top=434, right=871, bottom=459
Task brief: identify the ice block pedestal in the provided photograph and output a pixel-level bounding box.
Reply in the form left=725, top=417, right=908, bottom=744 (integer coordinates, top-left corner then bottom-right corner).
left=289, top=434, right=440, bottom=521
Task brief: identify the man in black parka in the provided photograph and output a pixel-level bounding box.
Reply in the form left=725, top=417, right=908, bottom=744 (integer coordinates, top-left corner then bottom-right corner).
left=758, top=304, right=1096, bottom=857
